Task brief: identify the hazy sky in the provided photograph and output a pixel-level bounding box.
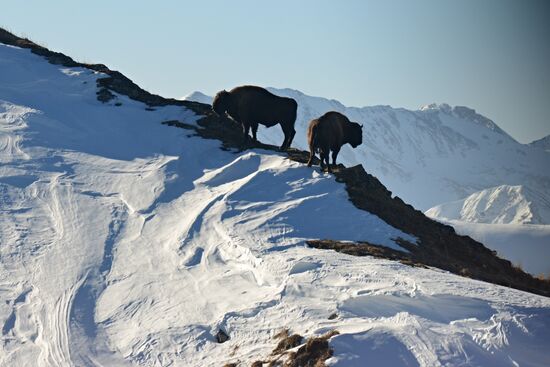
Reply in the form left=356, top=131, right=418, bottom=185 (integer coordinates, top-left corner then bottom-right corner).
left=2, top=0, right=549, bottom=143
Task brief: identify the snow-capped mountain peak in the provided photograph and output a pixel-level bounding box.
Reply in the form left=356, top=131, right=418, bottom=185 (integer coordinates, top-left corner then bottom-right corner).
left=179, top=90, right=212, bottom=104
left=419, top=102, right=452, bottom=112
left=425, top=184, right=550, bottom=225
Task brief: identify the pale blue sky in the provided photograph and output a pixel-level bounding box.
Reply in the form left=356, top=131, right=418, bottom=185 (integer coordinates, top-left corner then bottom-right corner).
left=2, top=0, right=549, bottom=143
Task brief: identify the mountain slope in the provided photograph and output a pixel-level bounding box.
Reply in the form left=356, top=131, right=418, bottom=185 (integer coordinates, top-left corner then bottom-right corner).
left=1, top=29, right=550, bottom=367
left=436, top=220, right=550, bottom=276
left=184, top=89, right=550, bottom=217
left=181, top=91, right=214, bottom=105
left=425, top=184, right=550, bottom=224
left=530, top=134, right=550, bottom=152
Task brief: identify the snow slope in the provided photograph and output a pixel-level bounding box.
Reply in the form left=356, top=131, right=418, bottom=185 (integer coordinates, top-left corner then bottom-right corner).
left=2, top=43, right=550, bottom=367
left=425, top=184, right=550, bottom=224
left=183, top=89, right=550, bottom=218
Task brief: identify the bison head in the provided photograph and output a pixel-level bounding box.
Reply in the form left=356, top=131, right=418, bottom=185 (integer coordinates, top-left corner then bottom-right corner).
left=212, top=90, right=231, bottom=116
left=348, top=122, right=363, bottom=148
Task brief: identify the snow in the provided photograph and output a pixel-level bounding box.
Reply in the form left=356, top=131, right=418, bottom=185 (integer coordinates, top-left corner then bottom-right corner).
left=179, top=91, right=213, bottom=105
left=530, top=134, right=550, bottom=152
left=425, top=186, right=550, bottom=275
left=2, top=43, right=550, bottom=367
left=425, top=185, right=550, bottom=225
left=433, top=220, right=550, bottom=276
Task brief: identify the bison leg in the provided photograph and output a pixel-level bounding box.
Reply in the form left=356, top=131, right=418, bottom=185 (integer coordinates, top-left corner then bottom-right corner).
left=280, top=125, right=296, bottom=151
left=320, top=149, right=330, bottom=172
left=331, top=148, right=340, bottom=167
left=241, top=123, right=251, bottom=146
left=325, top=152, right=332, bottom=173
left=251, top=123, right=258, bottom=142
left=307, top=147, right=315, bottom=167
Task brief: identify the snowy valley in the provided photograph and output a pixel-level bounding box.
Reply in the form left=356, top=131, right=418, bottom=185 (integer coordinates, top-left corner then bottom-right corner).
left=1, top=30, right=550, bottom=367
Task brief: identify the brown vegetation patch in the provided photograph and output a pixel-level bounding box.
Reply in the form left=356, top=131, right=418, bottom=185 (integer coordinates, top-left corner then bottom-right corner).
left=285, top=331, right=339, bottom=367
left=273, top=334, right=304, bottom=354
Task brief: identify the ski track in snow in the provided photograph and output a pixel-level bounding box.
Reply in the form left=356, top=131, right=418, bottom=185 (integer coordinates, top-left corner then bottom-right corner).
left=1, top=44, right=550, bottom=367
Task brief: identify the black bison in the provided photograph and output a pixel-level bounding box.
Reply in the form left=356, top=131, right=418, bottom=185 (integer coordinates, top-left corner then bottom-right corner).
left=306, top=111, right=363, bottom=173
left=212, top=85, right=298, bottom=150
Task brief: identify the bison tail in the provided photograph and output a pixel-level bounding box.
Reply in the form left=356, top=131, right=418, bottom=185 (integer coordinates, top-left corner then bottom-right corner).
left=309, top=124, right=320, bottom=153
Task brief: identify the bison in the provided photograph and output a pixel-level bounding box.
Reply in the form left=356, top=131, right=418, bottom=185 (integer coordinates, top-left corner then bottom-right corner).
left=212, top=85, right=298, bottom=150
left=306, top=111, right=363, bottom=173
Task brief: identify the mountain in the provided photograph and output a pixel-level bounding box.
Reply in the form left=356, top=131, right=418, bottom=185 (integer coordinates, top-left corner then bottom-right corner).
left=2, top=28, right=550, bottom=367
left=424, top=185, right=550, bottom=275
left=180, top=91, right=213, bottom=104
left=425, top=184, right=550, bottom=224
left=530, top=134, right=550, bottom=152
left=183, top=89, right=550, bottom=217
left=436, top=220, right=550, bottom=276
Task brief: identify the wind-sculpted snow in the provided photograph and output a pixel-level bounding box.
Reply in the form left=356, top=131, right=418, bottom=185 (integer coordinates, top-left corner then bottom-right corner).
left=2, top=43, right=550, bottom=367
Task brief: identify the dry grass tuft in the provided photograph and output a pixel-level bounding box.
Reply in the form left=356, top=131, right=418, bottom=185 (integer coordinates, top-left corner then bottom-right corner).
left=272, top=334, right=303, bottom=354
left=284, top=330, right=339, bottom=367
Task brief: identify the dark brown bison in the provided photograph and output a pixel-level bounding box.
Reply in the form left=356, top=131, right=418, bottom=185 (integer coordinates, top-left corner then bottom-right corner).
left=212, top=85, right=298, bottom=150
left=307, top=111, right=363, bottom=173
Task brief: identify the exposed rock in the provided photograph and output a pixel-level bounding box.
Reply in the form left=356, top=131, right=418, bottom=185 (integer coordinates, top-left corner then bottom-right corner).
left=216, top=329, right=230, bottom=343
